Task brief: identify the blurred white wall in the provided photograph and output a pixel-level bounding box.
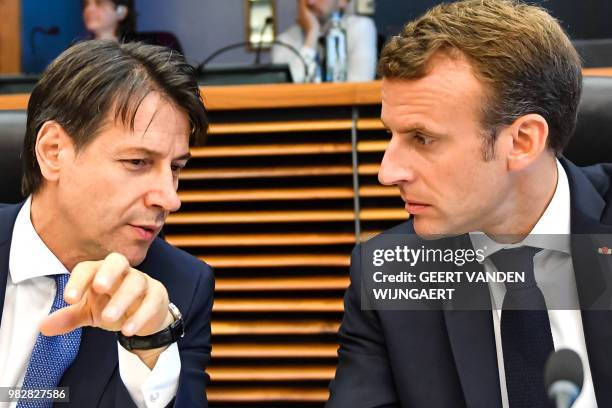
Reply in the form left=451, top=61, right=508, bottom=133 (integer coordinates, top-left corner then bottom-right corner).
left=136, top=0, right=298, bottom=66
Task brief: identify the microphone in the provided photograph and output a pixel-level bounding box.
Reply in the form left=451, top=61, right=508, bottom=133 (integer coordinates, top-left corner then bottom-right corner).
left=254, top=16, right=274, bottom=65
left=197, top=40, right=308, bottom=81
left=30, top=25, right=60, bottom=54
left=545, top=349, right=584, bottom=408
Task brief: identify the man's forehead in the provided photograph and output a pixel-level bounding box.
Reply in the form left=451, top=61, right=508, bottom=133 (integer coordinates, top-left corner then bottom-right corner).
left=382, top=57, right=483, bottom=112
left=93, top=104, right=190, bottom=155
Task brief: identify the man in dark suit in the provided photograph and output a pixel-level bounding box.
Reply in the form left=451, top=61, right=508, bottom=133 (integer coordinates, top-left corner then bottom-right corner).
left=327, top=1, right=612, bottom=407
left=0, top=40, right=213, bottom=407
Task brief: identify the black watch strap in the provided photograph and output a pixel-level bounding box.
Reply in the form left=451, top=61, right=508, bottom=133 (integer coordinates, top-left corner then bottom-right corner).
left=117, top=303, right=185, bottom=351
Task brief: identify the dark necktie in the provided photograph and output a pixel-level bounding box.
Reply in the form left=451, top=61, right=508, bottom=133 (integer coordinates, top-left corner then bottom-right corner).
left=489, top=247, right=554, bottom=408
left=18, top=274, right=82, bottom=408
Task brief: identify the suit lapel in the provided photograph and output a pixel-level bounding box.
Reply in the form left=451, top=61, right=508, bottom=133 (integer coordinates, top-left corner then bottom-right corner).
left=0, top=239, right=10, bottom=326
left=58, top=327, right=118, bottom=405
left=443, top=234, right=503, bottom=408
left=0, top=202, right=26, bottom=327
left=0, top=202, right=118, bottom=406
left=571, top=217, right=612, bottom=406
left=564, top=159, right=612, bottom=406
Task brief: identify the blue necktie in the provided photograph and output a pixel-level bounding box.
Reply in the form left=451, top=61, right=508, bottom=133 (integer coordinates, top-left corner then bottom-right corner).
left=17, top=274, right=82, bottom=408
left=489, top=246, right=554, bottom=408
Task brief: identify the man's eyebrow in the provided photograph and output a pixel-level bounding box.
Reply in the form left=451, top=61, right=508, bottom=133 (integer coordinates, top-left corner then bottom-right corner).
left=174, top=152, right=192, bottom=161
left=118, top=147, right=192, bottom=161
left=380, top=119, right=435, bottom=135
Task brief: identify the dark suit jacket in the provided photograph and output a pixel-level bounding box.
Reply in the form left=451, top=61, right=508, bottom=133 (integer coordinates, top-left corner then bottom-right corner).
left=327, top=158, right=612, bottom=407
left=0, top=202, right=214, bottom=407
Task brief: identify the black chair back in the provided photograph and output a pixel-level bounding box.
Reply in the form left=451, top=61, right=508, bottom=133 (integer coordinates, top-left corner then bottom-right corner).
left=573, top=39, right=612, bottom=68
left=565, top=76, right=612, bottom=166
left=0, top=110, right=26, bottom=204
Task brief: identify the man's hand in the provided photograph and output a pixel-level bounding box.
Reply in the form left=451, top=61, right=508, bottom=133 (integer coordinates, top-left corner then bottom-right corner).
left=40, top=252, right=175, bottom=368
left=297, top=0, right=320, bottom=49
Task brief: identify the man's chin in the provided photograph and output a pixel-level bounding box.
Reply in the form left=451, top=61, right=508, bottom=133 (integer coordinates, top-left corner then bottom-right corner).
left=412, top=217, right=461, bottom=240
left=114, top=243, right=152, bottom=267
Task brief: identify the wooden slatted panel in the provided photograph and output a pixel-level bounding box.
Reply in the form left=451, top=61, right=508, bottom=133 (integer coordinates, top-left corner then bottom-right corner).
left=189, top=140, right=384, bottom=158
left=167, top=231, right=380, bottom=248
left=166, top=232, right=356, bottom=246
left=201, top=254, right=349, bottom=268
left=191, top=143, right=352, bottom=157
left=180, top=165, right=353, bottom=179
left=209, top=365, right=336, bottom=381
left=166, top=208, right=405, bottom=224
left=168, top=93, right=357, bottom=407
left=207, top=386, right=329, bottom=403
left=212, top=320, right=341, bottom=336
left=209, top=119, right=353, bottom=134
left=177, top=185, right=398, bottom=202
left=163, top=83, right=401, bottom=407
left=213, top=298, right=344, bottom=313
left=213, top=343, right=338, bottom=358
left=215, top=276, right=349, bottom=292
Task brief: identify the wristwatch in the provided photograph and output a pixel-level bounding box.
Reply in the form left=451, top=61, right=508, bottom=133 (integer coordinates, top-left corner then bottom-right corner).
left=117, top=303, right=185, bottom=350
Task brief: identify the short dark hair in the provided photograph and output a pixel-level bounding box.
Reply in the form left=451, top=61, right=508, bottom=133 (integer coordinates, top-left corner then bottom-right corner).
left=22, top=40, right=208, bottom=196
left=378, top=0, right=582, bottom=158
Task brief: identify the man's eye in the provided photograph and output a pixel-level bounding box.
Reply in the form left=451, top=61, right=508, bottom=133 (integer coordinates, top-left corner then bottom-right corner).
left=171, top=164, right=185, bottom=173
left=123, top=159, right=149, bottom=169
left=415, top=134, right=433, bottom=145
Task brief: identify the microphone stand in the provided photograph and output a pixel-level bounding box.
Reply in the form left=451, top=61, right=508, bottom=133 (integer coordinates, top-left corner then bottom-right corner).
left=254, top=17, right=274, bottom=65
left=196, top=40, right=308, bottom=82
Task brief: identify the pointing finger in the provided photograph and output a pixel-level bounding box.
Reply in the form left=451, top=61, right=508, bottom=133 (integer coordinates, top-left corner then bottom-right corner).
left=65, top=261, right=101, bottom=304
left=92, top=253, right=131, bottom=295
left=39, top=304, right=85, bottom=336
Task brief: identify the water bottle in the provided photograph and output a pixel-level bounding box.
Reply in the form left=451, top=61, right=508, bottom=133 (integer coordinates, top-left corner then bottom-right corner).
left=325, top=12, right=347, bottom=82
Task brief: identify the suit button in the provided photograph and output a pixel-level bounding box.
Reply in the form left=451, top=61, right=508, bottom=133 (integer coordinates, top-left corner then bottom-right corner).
left=150, top=392, right=159, bottom=402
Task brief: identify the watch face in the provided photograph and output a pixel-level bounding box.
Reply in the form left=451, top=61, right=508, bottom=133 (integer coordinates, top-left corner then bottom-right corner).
left=168, top=302, right=182, bottom=320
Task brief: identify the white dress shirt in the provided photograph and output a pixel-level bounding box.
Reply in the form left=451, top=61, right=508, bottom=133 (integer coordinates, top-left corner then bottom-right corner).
left=469, top=159, right=597, bottom=408
left=272, top=14, right=377, bottom=83
left=0, top=197, right=180, bottom=408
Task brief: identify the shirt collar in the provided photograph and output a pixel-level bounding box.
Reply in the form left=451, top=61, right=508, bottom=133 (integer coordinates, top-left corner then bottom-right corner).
left=9, top=196, right=69, bottom=284
left=469, top=159, right=571, bottom=257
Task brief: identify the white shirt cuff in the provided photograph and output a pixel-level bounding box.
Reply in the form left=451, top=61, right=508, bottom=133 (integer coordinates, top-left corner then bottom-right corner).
left=117, top=341, right=181, bottom=408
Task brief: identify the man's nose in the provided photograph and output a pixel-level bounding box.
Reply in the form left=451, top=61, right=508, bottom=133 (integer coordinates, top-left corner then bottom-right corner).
left=378, top=140, right=416, bottom=186
left=146, top=171, right=181, bottom=213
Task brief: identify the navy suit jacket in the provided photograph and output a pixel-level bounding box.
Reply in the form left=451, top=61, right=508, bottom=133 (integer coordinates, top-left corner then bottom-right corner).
left=0, top=202, right=214, bottom=407
left=327, top=158, right=612, bottom=407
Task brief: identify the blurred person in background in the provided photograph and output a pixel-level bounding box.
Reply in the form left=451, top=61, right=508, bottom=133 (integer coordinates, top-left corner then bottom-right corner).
left=82, top=0, right=135, bottom=42
left=272, top=0, right=377, bottom=83
left=80, top=0, right=183, bottom=53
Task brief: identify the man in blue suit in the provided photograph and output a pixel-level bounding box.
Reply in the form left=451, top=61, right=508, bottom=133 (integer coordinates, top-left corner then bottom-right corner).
left=328, top=1, right=612, bottom=407
left=0, top=40, right=213, bottom=407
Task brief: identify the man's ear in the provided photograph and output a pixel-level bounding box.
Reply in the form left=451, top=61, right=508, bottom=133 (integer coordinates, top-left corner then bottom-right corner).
left=35, top=121, right=74, bottom=184
left=505, top=113, right=549, bottom=172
